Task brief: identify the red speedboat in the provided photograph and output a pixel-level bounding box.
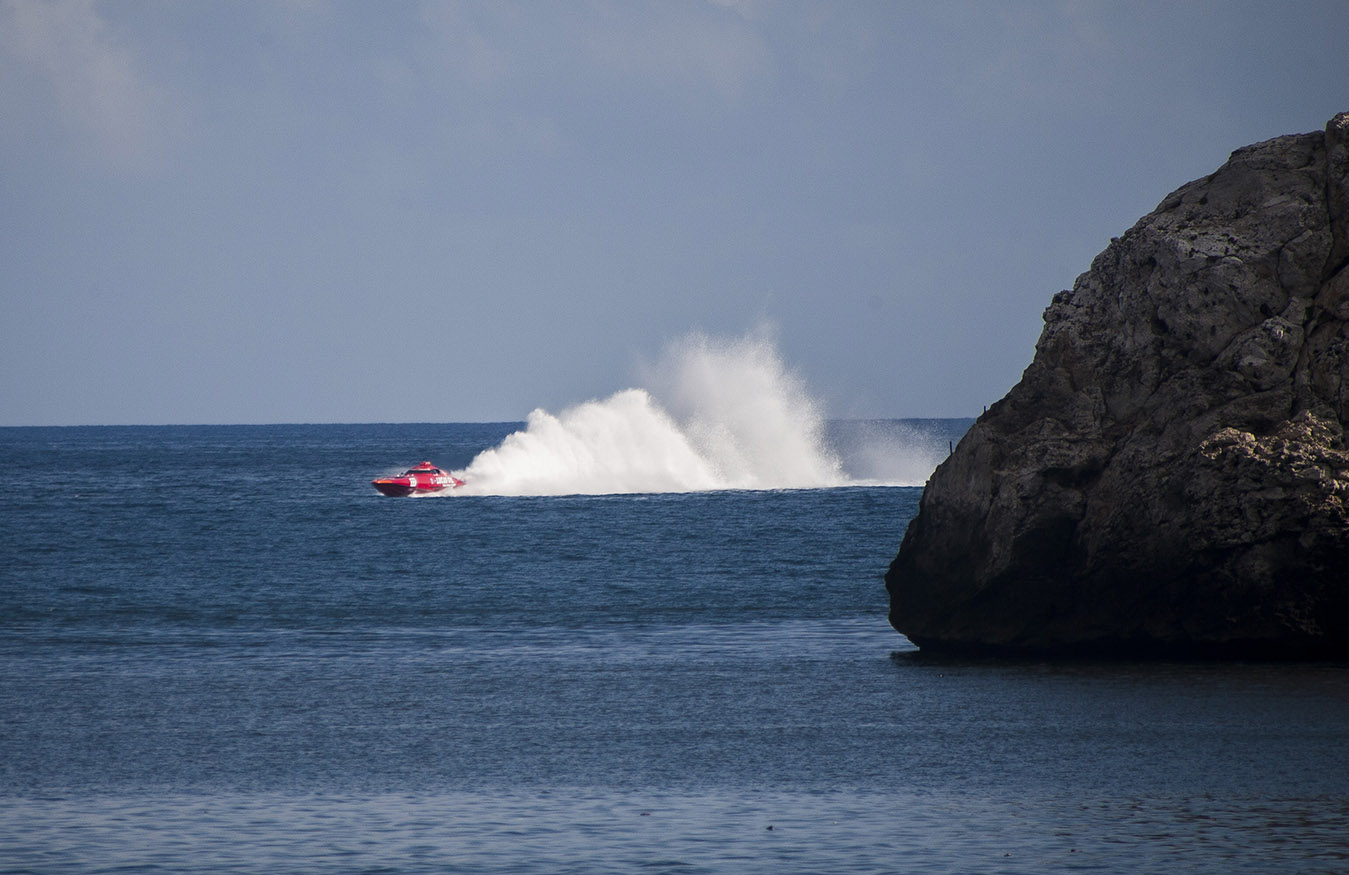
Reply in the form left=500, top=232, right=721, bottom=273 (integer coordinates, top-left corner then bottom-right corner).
left=371, top=461, right=464, bottom=497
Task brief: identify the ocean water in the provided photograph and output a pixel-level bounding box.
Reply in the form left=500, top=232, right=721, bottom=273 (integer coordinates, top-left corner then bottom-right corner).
left=2, top=421, right=1347, bottom=874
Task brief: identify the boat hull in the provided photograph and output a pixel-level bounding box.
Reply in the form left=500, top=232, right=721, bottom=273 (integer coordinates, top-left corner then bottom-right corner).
left=371, top=480, right=418, bottom=497
left=371, top=462, right=464, bottom=497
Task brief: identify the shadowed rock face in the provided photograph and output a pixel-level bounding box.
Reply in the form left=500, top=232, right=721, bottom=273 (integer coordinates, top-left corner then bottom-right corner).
left=886, top=112, right=1349, bottom=658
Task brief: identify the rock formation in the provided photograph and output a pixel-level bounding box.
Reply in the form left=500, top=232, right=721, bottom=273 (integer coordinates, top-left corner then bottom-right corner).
left=886, top=112, right=1349, bottom=657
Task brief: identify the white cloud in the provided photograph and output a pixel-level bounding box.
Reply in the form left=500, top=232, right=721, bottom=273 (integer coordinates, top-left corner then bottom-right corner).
left=580, top=3, right=774, bottom=103
left=416, top=1, right=772, bottom=104
left=0, top=0, right=182, bottom=169
left=708, top=0, right=772, bottom=22
left=417, top=0, right=518, bottom=89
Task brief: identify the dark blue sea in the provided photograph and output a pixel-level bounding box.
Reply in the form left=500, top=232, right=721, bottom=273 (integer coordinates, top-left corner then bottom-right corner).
left=2, top=422, right=1347, bottom=873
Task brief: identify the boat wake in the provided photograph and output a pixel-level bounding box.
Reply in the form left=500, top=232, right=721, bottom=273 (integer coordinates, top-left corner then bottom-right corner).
left=447, top=332, right=941, bottom=496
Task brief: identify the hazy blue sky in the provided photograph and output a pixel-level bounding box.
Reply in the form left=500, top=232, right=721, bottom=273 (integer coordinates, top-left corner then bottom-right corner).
left=3, top=1, right=1347, bottom=425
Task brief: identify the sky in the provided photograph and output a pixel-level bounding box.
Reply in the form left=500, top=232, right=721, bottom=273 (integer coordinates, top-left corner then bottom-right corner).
left=2, top=0, right=1348, bottom=426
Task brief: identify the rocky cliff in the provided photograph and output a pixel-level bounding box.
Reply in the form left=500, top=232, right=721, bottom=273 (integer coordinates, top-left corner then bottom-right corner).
left=886, top=112, right=1349, bottom=657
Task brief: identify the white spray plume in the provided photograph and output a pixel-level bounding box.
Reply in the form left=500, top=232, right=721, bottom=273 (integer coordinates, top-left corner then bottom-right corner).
left=455, top=389, right=724, bottom=496
left=643, top=331, right=843, bottom=490
left=456, top=331, right=845, bottom=496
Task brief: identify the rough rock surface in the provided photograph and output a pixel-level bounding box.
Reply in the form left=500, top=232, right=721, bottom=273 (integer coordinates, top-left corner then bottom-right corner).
left=886, top=113, right=1349, bottom=657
